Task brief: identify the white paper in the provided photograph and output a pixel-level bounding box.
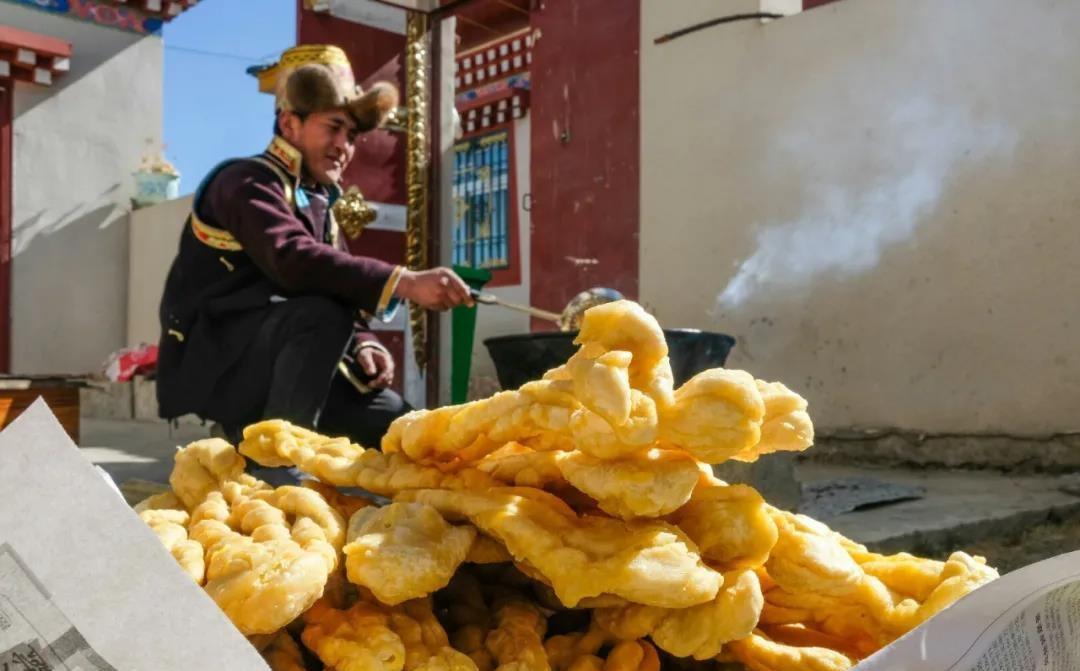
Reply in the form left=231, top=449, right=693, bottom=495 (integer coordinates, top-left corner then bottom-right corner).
left=0, top=400, right=268, bottom=670
left=857, top=550, right=1080, bottom=670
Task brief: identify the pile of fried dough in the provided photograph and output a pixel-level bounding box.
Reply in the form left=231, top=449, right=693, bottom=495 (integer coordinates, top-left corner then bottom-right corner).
left=136, top=301, right=997, bottom=671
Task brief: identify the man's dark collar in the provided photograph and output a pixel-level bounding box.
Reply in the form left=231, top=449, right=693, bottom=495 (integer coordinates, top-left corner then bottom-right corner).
left=264, top=135, right=303, bottom=179
left=265, top=135, right=342, bottom=200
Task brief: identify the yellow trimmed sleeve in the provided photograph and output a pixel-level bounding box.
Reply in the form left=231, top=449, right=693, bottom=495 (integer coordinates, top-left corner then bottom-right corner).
left=374, top=265, right=405, bottom=322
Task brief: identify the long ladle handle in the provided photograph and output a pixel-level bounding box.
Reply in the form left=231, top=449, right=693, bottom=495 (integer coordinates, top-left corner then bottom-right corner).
left=469, top=289, right=562, bottom=324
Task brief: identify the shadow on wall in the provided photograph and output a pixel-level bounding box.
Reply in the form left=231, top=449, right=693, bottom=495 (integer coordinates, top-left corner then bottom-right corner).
left=11, top=200, right=129, bottom=374
left=13, top=185, right=121, bottom=256
left=6, top=7, right=163, bottom=374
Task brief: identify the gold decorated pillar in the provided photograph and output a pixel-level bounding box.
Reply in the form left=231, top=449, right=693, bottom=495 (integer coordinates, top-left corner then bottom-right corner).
left=405, top=10, right=431, bottom=369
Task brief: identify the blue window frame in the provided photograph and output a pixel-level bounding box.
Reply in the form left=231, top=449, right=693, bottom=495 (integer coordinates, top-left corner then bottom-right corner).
left=452, top=130, right=511, bottom=270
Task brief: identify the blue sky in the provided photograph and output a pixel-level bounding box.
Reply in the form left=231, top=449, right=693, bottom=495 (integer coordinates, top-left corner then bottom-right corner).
left=163, top=0, right=296, bottom=195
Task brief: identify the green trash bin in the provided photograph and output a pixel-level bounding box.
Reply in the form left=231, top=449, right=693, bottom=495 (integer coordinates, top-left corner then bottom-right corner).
left=451, top=265, right=492, bottom=404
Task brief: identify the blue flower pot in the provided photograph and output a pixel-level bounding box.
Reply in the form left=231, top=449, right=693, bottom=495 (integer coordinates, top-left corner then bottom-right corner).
left=133, top=170, right=180, bottom=206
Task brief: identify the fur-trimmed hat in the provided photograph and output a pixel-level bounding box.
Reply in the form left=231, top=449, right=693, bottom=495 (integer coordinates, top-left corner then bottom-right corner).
left=251, top=44, right=398, bottom=132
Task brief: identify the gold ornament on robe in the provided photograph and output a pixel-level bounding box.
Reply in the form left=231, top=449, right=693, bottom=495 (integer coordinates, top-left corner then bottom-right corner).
left=332, top=186, right=378, bottom=240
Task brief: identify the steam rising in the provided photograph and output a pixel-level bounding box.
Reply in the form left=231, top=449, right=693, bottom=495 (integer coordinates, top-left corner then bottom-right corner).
left=716, top=100, right=1016, bottom=309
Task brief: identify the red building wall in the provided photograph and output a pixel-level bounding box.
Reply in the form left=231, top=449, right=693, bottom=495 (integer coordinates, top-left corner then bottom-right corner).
left=528, top=0, right=640, bottom=329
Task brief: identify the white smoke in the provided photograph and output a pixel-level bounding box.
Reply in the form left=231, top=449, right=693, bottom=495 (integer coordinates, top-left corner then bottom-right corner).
left=715, top=100, right=1016, bottom=310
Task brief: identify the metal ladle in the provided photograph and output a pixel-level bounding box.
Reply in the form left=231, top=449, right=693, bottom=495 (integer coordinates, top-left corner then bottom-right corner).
left=470, top=287, right=625, bottom=331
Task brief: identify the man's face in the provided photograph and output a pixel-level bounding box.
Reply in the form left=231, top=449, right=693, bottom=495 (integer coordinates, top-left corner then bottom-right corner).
left=281, top=109, right=359, bottom=185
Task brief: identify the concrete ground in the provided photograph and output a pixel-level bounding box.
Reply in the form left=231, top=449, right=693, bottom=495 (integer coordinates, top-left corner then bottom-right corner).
left=79, top=418, right=1080, bottom=573
left=797, top=463, right=1080, bottom=571
left=81, top=418, right=209, bottom=489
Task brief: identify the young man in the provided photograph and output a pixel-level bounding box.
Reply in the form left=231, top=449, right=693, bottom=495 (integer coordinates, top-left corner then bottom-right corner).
left=157, top=45, right=470, bottom=448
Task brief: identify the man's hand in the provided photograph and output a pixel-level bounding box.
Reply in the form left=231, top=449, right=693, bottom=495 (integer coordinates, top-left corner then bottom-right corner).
left=394, top=267, right=473, bottom=311
left=356, top=345, right=395, bottom=389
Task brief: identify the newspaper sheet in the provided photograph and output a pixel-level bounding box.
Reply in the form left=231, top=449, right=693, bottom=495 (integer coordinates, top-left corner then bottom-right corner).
left=0, top=399, right=268, bottom=670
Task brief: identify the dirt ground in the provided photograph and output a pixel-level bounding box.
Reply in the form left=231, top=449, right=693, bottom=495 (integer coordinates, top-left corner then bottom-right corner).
left=962, top=515, right=1080, bottom=573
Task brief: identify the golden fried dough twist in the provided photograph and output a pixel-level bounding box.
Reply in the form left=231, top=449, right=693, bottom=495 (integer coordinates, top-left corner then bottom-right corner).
left=344, top=502, right=476, bottom=605
left=303, top=598, right=406, bottom=671
left=185, top=484, right=342, bottom=635
left=764, top=510, right=997, bottom=644
left=667, top=482, right=778, bottom=571
left=170, top=437, right=268, bottom=509
left=240, top=420, right=498, bottom=496
left=396, top=487, right=723, bottom=608
left=725, top=632, right=854, bottom=671
left=138, top=508, right=205, bottom=583
left=303, top=597, right=478, bottom=671
left=594, top=569, right=762, bottom=660
left=259, top=631, right=306, bottom=671
left=730, top=381, right=814, bottom=462
left=484, top=596, right=548, bottom=671
left=556, top=448, right=701, bottom=519
left=303, top=479, right=377, bottom=520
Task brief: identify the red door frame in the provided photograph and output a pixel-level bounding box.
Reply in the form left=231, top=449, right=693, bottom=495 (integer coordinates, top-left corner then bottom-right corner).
left=0, top=83, right=12, bottom=372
